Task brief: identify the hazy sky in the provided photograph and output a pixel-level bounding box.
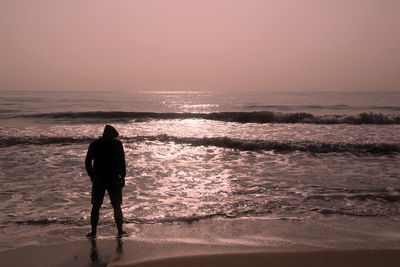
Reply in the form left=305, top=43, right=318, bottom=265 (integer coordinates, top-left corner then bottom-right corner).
left=1, top=0, right=399, bottom=92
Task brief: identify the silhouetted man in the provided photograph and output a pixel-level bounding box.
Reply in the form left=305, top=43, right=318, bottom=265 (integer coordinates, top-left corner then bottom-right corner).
left=85, top=125, right=126, bottom=237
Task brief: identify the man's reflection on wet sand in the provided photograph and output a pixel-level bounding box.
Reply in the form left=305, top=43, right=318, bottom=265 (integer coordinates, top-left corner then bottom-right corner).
left=89, top=237, right=124, bottom=266
left=115, top=237, right=124, bottom=259
left=90, top=238, right=99, bottom=265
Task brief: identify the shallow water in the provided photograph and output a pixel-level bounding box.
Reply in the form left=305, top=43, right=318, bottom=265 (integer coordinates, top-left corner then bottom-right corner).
left=0, top=90, right=399, bottom=251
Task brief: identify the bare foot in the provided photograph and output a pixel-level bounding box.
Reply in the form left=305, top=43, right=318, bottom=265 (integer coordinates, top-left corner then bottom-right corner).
left=86, top=231, right=97, bottom=238
left=117, top=230, right=127, bottom=237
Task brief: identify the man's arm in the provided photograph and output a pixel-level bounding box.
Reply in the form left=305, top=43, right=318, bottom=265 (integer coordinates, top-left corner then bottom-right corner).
left=85, top=143, right=95, bottom=180
left=119, top=142, right=126, bottom=187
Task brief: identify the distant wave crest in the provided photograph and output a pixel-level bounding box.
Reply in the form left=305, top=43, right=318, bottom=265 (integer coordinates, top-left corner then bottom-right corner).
left=133, top=135, right=400, bottom=154
left=22, top=111, right=400, bottom=124
left=0, top=136, right=95, bottom=147
left=244, top=104, right=400, bottom=111
left=1, top=135, right=399, bottom=154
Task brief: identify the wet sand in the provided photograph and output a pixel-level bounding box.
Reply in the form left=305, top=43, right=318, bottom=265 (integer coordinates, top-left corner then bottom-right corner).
left=126, top=250, right=400, bottom=267
left=0, top=238, right=399, bottom=267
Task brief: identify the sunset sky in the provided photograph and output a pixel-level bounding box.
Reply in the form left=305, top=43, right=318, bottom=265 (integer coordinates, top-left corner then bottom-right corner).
left=0, top=0, right=399, bottom=92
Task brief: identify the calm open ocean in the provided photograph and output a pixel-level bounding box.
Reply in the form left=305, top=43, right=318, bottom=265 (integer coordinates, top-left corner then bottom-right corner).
left=0, top=90, right=400, bottom=251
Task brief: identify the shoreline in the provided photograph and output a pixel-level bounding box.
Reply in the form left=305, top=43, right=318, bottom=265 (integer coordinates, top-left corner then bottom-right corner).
left=2, top=215, right=400, bottom=256
left=0, top=238, right=399, bottom=267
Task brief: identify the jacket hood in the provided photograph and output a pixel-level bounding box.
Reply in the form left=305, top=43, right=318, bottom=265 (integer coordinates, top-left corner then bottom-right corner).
left=102, top=125, right=119, bottom=138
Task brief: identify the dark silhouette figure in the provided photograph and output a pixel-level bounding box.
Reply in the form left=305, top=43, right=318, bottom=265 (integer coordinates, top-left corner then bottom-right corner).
left=85, top=125, right=126, bottom=237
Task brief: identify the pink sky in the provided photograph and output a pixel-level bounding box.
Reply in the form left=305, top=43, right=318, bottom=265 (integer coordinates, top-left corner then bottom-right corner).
left=0, top=0, right=399, bottom=91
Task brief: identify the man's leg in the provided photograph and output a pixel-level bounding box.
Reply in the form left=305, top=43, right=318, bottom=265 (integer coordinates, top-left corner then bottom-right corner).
left=87, top=183, right=105, bottom=238
left=109, top=184, right=125, bottom=236
left=87, top=203, right=101, bottom=237
left=111, top=202, right=125, bottom=236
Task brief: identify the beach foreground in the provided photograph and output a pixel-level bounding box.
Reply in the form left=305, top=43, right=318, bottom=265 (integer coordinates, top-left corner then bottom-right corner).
left=0, top=239, right=399, bottom=267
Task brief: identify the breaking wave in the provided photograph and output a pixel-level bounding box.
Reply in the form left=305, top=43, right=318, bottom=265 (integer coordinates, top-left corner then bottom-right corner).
left=7, top=194, right=400, bottom=227
left=131, top=135, right=400, bottom=154
left=0, top=136, right=95, bottom=147
left=22, top=111, right=400, bottom=124
left=244, top=104, right=400, bottom=111
left=1, top=135, right=399, bottom=154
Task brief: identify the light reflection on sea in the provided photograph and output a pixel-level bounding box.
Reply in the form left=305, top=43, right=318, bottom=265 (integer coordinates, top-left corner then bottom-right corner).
left=0, top=91, right=400, bottom=251
left=1, top=133, right=399, bottom=226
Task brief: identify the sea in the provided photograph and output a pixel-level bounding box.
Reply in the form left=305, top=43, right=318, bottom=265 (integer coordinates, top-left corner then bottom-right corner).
left=0, top=90, right=400, bottom=252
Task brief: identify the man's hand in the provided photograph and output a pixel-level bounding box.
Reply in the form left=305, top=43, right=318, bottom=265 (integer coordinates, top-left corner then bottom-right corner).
left=120, top=176, right=125, bottom=188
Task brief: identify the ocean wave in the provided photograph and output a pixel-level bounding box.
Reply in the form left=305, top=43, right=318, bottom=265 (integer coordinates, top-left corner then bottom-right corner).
left=3, top=214, right=235, bottom=227
left=4, top=213, right=231, bottom=226
left=311, top=208, right=398, bottom=217
left=12, top=218, right=83, bottom=226
left=0, top=109, right=18, bottom=114
left=135, top=135, right=400, bottom=153
left=0, top=136, right=95, bottom=147
left=6, top=203, right=398, bottom=227
left=244, top=104, right=400, bottom=111
left=21, top=111, right=400, bottom=124
left=1, top=135, right=399, bottom=154
left=306, top=191, right=400, bottom=203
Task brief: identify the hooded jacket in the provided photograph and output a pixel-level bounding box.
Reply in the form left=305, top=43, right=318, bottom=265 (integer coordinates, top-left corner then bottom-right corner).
left=85, top=125, right=126, bottom=182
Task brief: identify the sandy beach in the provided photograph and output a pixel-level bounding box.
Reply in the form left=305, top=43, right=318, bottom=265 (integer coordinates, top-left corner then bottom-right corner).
left=0, top=238, right=399, bottom=267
